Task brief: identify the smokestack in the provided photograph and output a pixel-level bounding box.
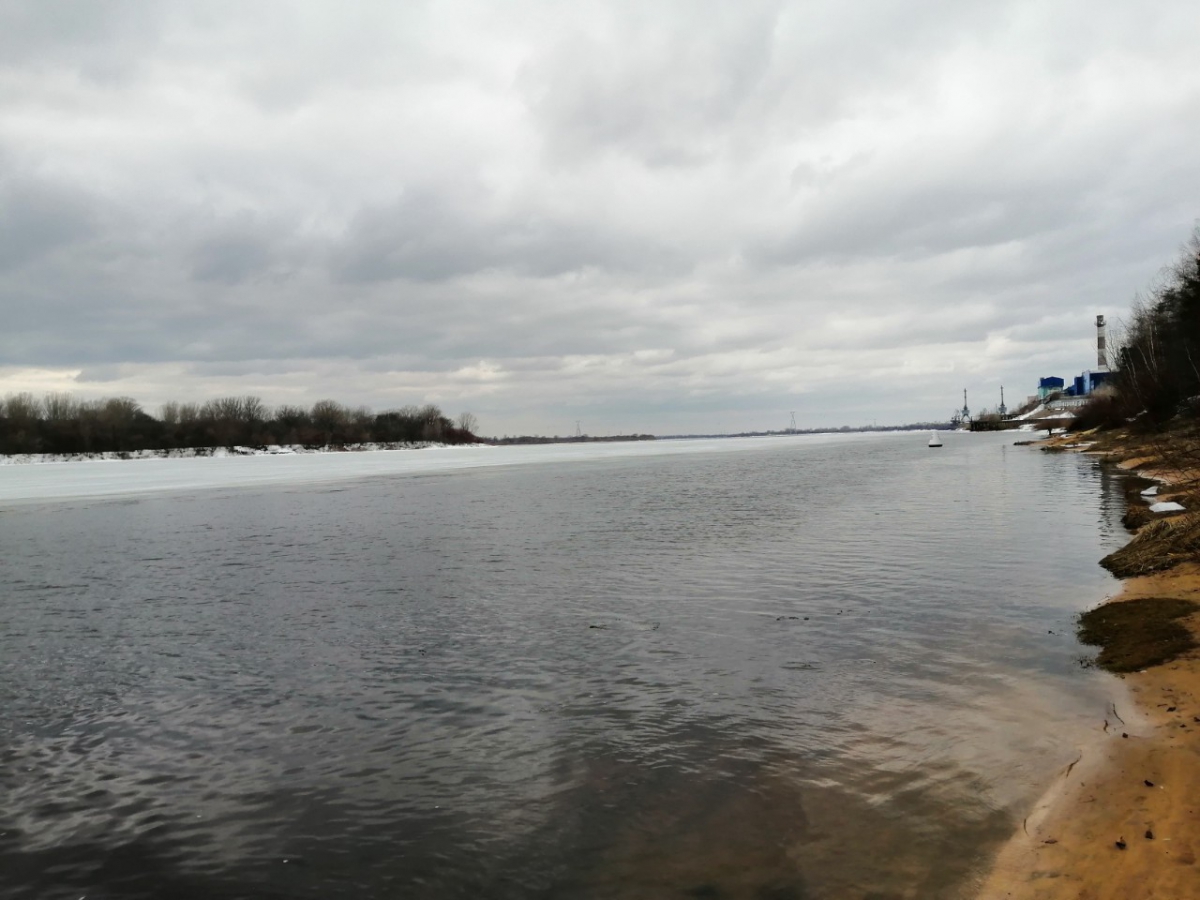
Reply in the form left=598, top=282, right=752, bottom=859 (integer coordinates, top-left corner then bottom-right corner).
left=1096, top=315, right=1108, bottom=370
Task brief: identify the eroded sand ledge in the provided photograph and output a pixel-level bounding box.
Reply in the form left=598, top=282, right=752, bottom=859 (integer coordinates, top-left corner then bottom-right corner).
left=975, top=441, right=1200, bottom=900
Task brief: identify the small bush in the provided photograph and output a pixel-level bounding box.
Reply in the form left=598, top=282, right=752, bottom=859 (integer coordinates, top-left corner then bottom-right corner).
left=1072, top=393, right=1125, bottom=431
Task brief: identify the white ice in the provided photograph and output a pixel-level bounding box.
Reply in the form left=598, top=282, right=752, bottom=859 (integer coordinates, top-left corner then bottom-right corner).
left=0, top=433, right=879, bottom=507
left=1149, top=501, right=1186, bottom=513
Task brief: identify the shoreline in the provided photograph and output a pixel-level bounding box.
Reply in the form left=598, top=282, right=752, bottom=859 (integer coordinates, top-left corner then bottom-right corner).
left=0, top=440, right=474, bottom=465
left=975, top=437, right=1200, bottom=899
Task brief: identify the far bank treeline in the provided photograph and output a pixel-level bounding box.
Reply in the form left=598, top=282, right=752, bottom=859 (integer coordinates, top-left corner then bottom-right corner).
left=1076, top=225, right=1200, bottom=432
left=0, top=394, right=480, bottom=455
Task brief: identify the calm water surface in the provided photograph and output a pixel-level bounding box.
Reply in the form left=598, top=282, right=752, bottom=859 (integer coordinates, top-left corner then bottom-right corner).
left=0, top=433, right=1128, bottom=899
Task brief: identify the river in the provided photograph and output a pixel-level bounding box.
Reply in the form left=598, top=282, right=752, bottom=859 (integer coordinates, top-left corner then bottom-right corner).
left=0, top=432, right=1127, bottom=899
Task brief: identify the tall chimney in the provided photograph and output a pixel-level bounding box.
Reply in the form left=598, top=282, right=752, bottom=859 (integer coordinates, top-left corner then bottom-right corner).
left=1096, top=314, right=1107, bottom=370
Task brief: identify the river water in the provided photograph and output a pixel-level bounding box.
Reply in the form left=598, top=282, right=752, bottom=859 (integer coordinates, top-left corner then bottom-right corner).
left=0, top=433, right=1127, bottom=899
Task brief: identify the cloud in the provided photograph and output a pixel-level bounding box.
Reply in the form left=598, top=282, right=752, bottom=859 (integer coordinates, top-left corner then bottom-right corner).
left=191, top=229, right=277, bottom=285
left=0, top=2, right=163, bottom=83
left=0, top=177, right=98, bottom=271
left=1, top=0, right=1199, bottom=434
left=330, top=182, right=690, bottom=283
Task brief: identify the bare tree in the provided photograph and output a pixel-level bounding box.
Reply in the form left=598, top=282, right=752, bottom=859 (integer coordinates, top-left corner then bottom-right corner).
left=42, top=393, right=78, bottom=421
left=311, top=399, right=348, bottom=444
left=1, top=390, right=481, bottom=456
left=1, top=392, right=41, bottom=452
left=242, top=396, right=268, bottom=423
left=100, top=397, right=141, bottom=423
left=275, top=405, right=310, bottom=426
left=418, top=404, right=445, bottom=441
left=3, top=392, right=40, bottom=422
left=96, top=398, right=144, bottom=450
left=456, top=412, right=479, bottom=435
left=204, top=396, right=245, bottom=422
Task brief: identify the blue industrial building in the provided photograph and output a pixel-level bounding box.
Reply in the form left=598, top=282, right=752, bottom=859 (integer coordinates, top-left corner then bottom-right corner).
left=1067, top=370, right=1110, bottom=397
left=1037, top=317, right=1113, bottom=401
left=1037, top=376, right=1065, bottom=399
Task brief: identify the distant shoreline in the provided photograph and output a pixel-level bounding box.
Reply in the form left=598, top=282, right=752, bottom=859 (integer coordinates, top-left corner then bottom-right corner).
left=1, top=424, right=972, bottom=459
left=489, top=423, right=957, bottom=445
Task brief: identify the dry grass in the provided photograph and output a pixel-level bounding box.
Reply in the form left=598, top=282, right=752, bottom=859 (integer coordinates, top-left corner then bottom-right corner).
left=1101, top=513, right=1200, bottom=576
left=1121, top=503, right=1155, bottom=532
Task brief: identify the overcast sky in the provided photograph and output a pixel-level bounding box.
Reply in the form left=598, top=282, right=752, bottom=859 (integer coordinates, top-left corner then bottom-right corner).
left=1, top=1, right=1198, bottom=435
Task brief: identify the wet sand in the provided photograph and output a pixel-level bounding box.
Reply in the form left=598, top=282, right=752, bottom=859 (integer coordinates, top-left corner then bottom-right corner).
left=976, top=440, right=1200, bottom=899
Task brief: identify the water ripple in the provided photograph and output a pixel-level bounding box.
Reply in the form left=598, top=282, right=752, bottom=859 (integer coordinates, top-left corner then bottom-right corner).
left=0, top=433, right=1125, bottom=899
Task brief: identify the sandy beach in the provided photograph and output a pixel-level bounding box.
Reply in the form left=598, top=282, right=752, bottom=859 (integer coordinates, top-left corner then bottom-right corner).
left=976, top=437, right=1200, bottom=900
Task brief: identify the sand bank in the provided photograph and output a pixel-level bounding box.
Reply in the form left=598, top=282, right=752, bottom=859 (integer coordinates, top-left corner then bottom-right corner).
left=975, top=437, right=1200, bottom=899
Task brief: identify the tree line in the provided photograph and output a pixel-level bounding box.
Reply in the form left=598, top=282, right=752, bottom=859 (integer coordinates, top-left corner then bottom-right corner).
left=0, top=394, right=479, bottom=455
left=1076, top=225, right=1200, bottom=431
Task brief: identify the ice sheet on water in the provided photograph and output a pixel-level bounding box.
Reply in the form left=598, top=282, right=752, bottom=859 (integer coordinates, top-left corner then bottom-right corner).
left=0, top=434, right=866, bottom=506
left=1149, top=501, right=1186, bottom=513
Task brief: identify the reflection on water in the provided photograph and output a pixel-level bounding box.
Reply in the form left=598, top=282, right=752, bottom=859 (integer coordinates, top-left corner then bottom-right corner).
left=0, top=433, right=1126, bottom=899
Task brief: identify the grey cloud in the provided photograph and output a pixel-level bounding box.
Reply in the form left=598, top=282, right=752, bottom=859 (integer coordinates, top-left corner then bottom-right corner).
left=756, top=181, right=1083, bottom=266
left=519, top=0, right=1007, bottom=167
left=0, top=1, right=165, bottom=84
left=752, top=120, right=1125, bottom=268
left=73, top=365, right=126, bottom=383
left=191, top=231, right=278, bottom=284
left=332, top=188, right=689, bottom=283
left=333, top=188, right=495, bottom=283
left=179, top=359, right=315, bottom=379
left=0, top=179, right=97, bottom=271
left=520, top=2, right=781, bottom=166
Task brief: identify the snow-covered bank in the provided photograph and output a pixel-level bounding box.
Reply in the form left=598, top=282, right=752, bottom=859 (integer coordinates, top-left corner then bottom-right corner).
left=0, top=441, right=453, bottom=465
left=0, top=442, right=501, bottom=506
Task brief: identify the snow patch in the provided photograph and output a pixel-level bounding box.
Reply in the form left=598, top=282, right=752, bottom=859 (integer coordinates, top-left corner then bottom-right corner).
left=0, top=442, right=457, bottom=466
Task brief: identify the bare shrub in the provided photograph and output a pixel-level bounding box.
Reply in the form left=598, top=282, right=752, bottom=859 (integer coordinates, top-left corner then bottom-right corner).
left=1072, top=392, right=1124, bottom=431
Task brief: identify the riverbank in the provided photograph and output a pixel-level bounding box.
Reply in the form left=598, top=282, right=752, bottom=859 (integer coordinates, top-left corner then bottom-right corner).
left=0, top=441, right=467, bottom=465
left=976, top=429, right=1200, bottom=899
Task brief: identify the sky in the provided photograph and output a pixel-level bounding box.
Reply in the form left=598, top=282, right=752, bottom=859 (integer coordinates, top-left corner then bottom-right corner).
left=1, top=1, right=1199, bottom=437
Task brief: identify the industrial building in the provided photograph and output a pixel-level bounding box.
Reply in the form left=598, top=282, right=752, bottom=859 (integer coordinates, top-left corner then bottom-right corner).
left=1068, top=369, right=1110, bottom=397
left=1037, top=315, right=1112, bottom=400
left=957, top=316, right=1114, bottom=428
left=1037, top=376, right=1065, bottom=399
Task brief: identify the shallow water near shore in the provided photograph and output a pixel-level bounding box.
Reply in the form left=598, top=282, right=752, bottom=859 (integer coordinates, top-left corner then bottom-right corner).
left=0, top=432, right=1129, bottom=899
